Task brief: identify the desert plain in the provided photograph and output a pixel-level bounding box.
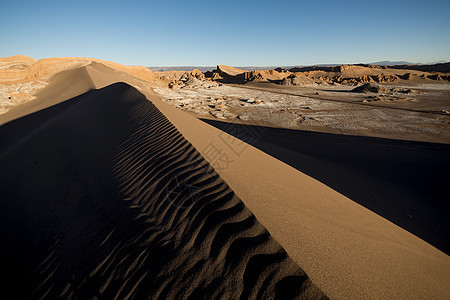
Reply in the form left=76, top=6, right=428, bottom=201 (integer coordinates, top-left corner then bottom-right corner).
left=0, top=55, right=449, bottom=299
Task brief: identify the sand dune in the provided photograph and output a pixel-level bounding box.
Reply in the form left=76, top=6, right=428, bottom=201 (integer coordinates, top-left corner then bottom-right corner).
left=0, top=62, right=158, bottom=125
left=0, top=55, right=161, bottom=84
left=0, top=55, right=167, bottom=115
left=0, top=82, right=326, bottom=299
left=1, top=59, right=449, bottom=299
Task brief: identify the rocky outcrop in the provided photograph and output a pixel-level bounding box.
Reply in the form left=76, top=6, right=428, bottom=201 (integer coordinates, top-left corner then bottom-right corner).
left=201, top=63, right=447, bottom=86
left=210, top=66, right=286, bottom=83
left=274, top=67, right=288, bottom=72
left=372, top=73, right=398, bottom=83
left=0, top=55, right=36, bottom=70
left=427, top=74, right=446, bottom=81
left=216, top=65, right=247, bottom=78
left=211, top=72, right=223, bottom=81
left=237, top=70, right=285, bottom=82
left=280, top=74, right=316, bottom=86
left=190, top=69, right=205, bottom=80
left=352, top=83, right=390, bottom=93
left=166, top=69, right=218, bottom=89
left=352, top=83, right=420, bottom=95
left=398, top=72, right=411, bottom=80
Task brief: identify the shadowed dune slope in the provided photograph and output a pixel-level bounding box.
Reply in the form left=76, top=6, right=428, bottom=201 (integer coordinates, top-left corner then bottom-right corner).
left=0, top=83, right=327, bottom=299
left=0, top=62, right=157, bottom=125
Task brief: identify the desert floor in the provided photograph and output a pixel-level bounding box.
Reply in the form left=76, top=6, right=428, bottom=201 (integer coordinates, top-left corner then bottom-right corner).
left=153, top=81, right=450, bottom=144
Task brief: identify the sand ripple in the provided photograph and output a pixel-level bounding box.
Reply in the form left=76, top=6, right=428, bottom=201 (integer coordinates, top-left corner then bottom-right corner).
left=0, top=82, right=326, bottom=299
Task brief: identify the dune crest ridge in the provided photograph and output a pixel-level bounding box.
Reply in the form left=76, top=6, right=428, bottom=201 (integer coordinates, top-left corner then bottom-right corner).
left=0, top=55, right=160, bottom=84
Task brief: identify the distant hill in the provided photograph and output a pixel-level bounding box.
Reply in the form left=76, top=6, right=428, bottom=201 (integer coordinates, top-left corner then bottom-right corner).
left=149, top=65, right=344, bottom=72
left=148, top=66, right=216, bottom=72
left=369, top=61, right=418, bottom=66
left=149, top=61, right=450, bottom=73
left=148, top=66, right=290, bottom=72
left=387, top=62, right=450, bottom=73
left=369, top=60, right=448, bottom=66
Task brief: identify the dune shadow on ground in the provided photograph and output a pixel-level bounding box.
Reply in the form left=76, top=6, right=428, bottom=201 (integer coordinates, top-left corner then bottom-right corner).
left=317, top=89, right=354, bottom=93
left=200, top=118, right=450, bottom=254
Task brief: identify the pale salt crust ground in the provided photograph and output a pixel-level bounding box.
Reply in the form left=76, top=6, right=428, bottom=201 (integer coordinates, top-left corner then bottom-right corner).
left=152, top=83, right=448, bottom=140
left=1, top=76, right=448, bottom=142
left=0, top=81, right=48, bottom=114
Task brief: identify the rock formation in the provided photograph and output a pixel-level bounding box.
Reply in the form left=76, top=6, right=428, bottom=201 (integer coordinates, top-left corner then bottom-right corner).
left=352, top=83, right=390, bottom=93
left=280, top=74, right=315, bottom=86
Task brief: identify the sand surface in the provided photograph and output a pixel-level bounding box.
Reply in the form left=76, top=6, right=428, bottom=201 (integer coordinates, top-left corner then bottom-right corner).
left=0, top=59, right=449, bottom=299
left=201, top=119, right=450, bottom=254
left=0, top=81, right=326, bottom=299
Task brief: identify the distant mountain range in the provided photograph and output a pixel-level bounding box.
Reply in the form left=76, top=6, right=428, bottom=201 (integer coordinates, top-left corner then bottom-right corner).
left=148, top=66, right=281, bottom=72
left=369, top=61, right=418, bottom=66
left=369, top=60, right=447, bottom=66
left=148, top=61, right=449, bottom=72
left=148, top=66, right=216, bottom=72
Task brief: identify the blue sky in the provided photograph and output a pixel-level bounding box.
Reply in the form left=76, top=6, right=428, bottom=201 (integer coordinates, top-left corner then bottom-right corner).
left=1, top=0, right=449, bottom=66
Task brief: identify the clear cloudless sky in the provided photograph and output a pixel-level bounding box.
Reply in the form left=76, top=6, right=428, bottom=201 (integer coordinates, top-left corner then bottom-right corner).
left=1, top=0, right=449, bottom=66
